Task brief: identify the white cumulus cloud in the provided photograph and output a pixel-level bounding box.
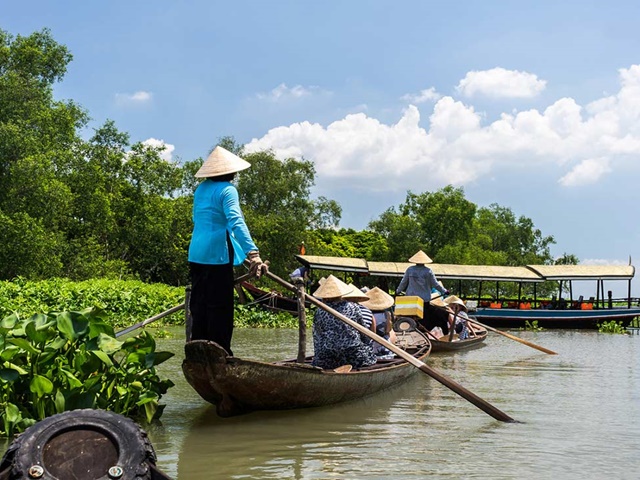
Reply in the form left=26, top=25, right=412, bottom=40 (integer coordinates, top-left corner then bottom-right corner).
left=115, top=90, right=153, bottom=106
left=558, top=158, right=611, bottom=187
left=256, top=83, right=327, bottom=102
left=245, top=65, right=640, bottom=191
left=142, top=138, right=175, bottom=162
left=456, top=67, right=547, bottom=98
left=401, top=87, right=441, bottom=104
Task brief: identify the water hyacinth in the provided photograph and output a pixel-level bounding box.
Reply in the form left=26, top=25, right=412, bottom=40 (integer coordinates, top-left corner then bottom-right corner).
left=0, top=307, right=174, bottom=437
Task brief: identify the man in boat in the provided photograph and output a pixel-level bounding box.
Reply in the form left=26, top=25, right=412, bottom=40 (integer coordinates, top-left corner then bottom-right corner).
left=311, top=275, right=377, bottom=370
left=396, top=250, right=449, bottom=331
left=396, top=250, right=448, bottom=302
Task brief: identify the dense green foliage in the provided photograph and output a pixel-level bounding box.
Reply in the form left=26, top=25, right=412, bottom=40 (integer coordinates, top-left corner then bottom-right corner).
left=0, top=308, right=174, bottom=437
left=0, top=278, right=305, bottom=330
left=0, top=278, right=186, bottom=328
left=1, top=27, right=572, bottom=306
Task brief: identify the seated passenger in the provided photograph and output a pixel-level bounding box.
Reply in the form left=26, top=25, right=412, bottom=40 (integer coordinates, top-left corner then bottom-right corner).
left=311, top=275, right=377, bottom=370
left=343, top=284, right=375, bottom=348
left=419, top=293, right=454, bottom=335
left=289, top=265, right=313, bottom=289
left=359, top=287, right=397, bottom=358
left=444, top=295, right=471, bottom=340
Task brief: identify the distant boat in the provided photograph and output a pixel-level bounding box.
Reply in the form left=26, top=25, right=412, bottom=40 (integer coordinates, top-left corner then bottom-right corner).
left=424, top=323, right=488, bottom=352
left=294, top=255, right=640, bottom=328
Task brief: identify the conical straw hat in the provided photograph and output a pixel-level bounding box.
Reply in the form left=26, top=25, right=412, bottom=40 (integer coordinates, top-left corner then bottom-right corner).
left=360, top=287, right=394, bottom=311
left=195, top=146, right=251, bottom=178
left=430, top=291, right=447, bottom=307
left=312, top=275, right=352, bottom=299
left=342, top=284, right=370, bottom=302
left=408, top=250, right=433, bottom=264
left=444, top=295, right=467, bottom=311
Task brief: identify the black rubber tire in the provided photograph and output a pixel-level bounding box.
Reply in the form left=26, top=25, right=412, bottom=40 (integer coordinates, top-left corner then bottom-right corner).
left=0, top=409, right=158, bottom=480
left=393, top=316, right=417, bottom=332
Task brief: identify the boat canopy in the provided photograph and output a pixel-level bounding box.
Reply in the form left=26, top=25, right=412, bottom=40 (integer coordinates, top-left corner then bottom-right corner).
left=526, top=264, right=635, bottom=281
left=295, top=255, right=635, bottom=282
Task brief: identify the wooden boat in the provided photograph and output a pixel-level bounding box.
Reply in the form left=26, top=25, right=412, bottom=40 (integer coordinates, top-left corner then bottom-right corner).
left=395, top=315, right=487, bottom=352
left=426, top=323, right=488, bottom=352
left=295, top=255, right=640, bottom=329
left=182, top=329, right=431, bottom=417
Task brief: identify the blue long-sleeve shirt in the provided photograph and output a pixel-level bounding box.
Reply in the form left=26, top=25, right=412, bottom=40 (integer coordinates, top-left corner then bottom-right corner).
left=188, top=179, right=258, bottom=265
left=396, top=265, right=446, bottom=302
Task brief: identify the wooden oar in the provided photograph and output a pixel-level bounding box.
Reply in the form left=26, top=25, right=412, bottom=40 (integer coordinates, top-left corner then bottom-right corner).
left=115, top=271, right=256, bottom=338
left=265, top=270, right=517, bottom=423
left=466, top=317, right=558, bottom=355
left=115, top=303, right=185, bottom=338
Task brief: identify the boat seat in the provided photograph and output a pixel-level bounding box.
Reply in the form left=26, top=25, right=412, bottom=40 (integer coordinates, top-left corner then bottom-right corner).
left=333, top=365, right=353, bottom=373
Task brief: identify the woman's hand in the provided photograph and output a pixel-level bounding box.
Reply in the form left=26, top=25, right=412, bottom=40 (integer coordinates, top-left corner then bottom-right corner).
left=247, top=251, right=268, bottom=278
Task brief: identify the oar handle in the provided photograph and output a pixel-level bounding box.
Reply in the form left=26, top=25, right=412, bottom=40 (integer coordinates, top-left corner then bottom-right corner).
left=265, top=270, right=517, bottom=423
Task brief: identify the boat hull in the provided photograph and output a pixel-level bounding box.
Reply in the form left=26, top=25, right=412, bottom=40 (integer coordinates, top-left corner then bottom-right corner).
left=430, top=328, right=488, bottom=352
left=473, top=307, right=640, bottom=328
left=182, top=340, right=431, bottom=417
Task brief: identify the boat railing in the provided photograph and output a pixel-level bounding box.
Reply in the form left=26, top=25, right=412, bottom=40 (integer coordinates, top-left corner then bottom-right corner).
left=467, top=296, right=640, bottom=311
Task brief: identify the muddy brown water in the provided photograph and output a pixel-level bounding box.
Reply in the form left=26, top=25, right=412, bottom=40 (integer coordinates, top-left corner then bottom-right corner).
left=2, top=328, right=638, bottom=479
left=146, top=328, right=640, bottom=479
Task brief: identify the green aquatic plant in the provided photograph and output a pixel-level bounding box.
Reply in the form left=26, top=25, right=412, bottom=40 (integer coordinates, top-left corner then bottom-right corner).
left=152, top=328, right=173, bottom=338
left=0, top=308, right=174, bottom=438
left=521, top=320, right=545, bottom=332
left=233, top=304, right=311, bottom=328
left=597, top=320, right=627, bottom=334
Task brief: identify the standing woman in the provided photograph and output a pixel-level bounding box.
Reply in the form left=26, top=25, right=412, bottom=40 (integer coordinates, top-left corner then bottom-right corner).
left=188, top=146, right=266, bottom=355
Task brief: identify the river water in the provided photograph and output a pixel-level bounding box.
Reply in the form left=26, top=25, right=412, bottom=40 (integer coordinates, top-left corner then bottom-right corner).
left=142, top=327, right=640, bottom=480
left=1, top=328, right=637, bottom=479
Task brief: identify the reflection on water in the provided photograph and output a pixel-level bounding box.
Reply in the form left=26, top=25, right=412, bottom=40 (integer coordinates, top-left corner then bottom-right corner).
left=2, top=327, right=638, bottom=479
left=145, top=328, right=640, bottom=479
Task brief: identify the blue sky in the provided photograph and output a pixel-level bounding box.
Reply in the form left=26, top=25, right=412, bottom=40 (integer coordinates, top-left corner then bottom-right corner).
left=5, top=0, right=640, bottom=293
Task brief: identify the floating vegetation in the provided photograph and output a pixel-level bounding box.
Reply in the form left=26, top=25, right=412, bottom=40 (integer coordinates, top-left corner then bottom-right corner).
left=597, top=320, right=627, bottom=334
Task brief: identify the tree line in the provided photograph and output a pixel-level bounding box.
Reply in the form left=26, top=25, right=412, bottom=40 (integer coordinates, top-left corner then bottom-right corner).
left=0, top=28, right=572, bottom=289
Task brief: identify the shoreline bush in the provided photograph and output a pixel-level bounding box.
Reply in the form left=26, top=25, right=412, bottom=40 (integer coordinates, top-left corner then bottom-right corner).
left=0, top=278, right=305, bottom=330
left=0, top=308, right=174, bottom=437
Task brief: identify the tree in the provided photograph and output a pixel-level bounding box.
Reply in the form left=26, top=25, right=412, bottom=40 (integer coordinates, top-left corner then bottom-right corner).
left=369, top=187, right=557, bottom=268
left=0, top=28, right=87, bottom=199
left=368, top=186, right=476, bottom=261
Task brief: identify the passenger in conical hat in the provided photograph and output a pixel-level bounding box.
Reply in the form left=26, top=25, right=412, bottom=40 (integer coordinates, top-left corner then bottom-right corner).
left=343, top=285, right=376, bottom=347
left=359, top=287, right=397, bottom=358
left=188, top=145, right=266, bottom=355
left=360, top=287, right=394, bottom=311
left=311, top=277, right=377, bottom=370
left=445, top=295, right=471, bottom=340
left=342, top=284, right=370, bottom=303
left=312, top=275, right=352, bottom=300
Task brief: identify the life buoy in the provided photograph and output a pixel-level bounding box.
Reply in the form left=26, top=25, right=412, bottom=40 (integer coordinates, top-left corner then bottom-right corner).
left=0, top=409, right=168, bottom=480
